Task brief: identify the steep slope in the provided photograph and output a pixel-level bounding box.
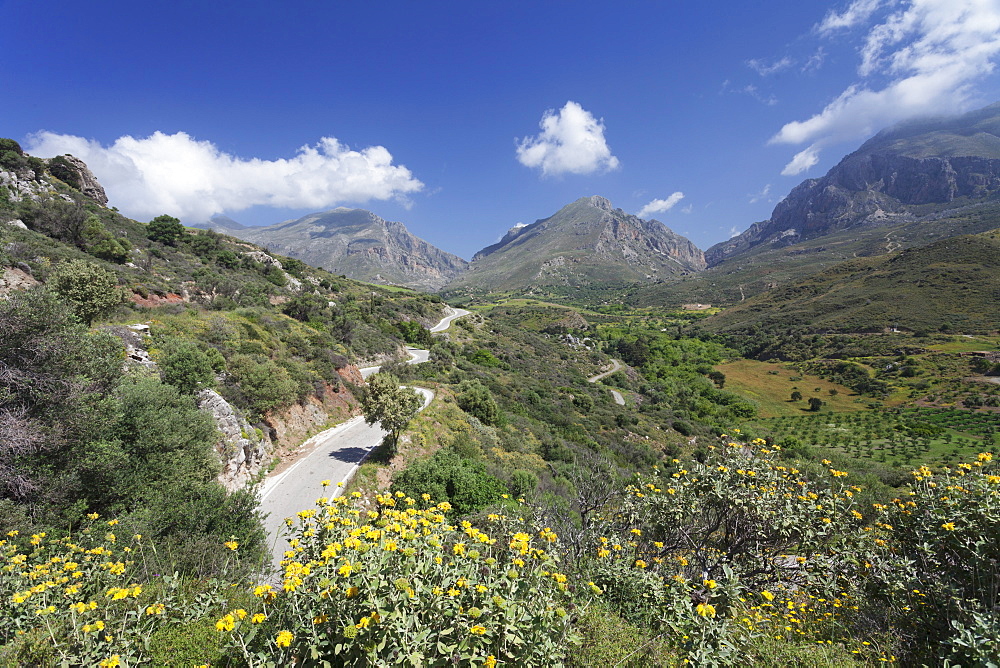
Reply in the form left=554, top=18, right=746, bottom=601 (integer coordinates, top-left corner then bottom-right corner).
left=701, top=229, right=1000, bottom=335
left=442, top=196, right=705, bottom=298
left=708, top=102, right=1000, bottom=266
left=208, top=208, right=468, bottom=291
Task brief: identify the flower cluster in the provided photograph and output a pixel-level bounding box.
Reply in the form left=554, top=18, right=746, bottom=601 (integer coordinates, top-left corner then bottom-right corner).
left=217, top=491, right=579, bottom=666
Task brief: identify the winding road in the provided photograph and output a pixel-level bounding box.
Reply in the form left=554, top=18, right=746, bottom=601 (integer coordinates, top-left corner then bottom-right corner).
left=588, top=358, right=626, bottom=406
left=258, top=307, right=468, bottom=566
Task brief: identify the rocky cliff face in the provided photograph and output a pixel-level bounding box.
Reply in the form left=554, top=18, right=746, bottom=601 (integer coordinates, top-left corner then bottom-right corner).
left=209, top=208, right=468, bottom=291
left=707, top=103, right=1000, bottom=266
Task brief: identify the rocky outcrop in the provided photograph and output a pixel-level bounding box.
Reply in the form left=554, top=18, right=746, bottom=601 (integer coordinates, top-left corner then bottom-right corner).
left=198, top=389, right=272, bottom=492
left=0, top=266, right=40, bottom=297
left=48, top=155, right=109, bottom=206
left=0, top=168, right=49, bottom=203
left=213, top=208, right=469, bottom=291
left=0, top=152, right=108, bottom=207
left=240, top=251, right=302, bottom=290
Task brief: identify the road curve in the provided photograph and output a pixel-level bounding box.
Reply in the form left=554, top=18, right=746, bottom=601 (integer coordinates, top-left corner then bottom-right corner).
left=588, top=359, right=626, bottom=406
left=430, top=307, right=470, bottom=332
left=258, top=307, right=465, bottom=567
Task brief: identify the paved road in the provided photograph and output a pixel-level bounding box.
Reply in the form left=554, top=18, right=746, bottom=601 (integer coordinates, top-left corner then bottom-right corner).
left=588, top=359, right=626, bottom=406
left=258, top=307, right=465, bottom=568
left=431, top=307, right=470, bottom=332
left=258, top=387, right=433, bottom=567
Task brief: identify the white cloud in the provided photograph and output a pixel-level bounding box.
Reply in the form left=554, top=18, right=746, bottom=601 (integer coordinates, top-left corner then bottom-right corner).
left=782, top=145, right=822, bottom=175
left=516, top=101, right=620, bottom=176
left=749, top=183, right=773, bottom=203
left=23, top=131, right=424, bottom=222
left=743, top=85, right=779, bottom=106
left=802, top=48, right=828, bottom=72
left=729, top=226, right=742, bottom=238
left=774, top=0, right=1000, bottom=174
left=637, top=192, right=685, bottom=219
left=816, top=0, right=886, bottom=35
left=680, top=204, right=694, bottom=214
left=747, top=56, right=794, bottom=76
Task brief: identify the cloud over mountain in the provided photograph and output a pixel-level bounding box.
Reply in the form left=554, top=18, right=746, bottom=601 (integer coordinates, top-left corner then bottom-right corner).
left=516, top=101, right=620, bottom=176
left=637, top=192, right=685, bottom=219
left=24, top=131, right=424, bottom=222
left=773, top=0, right=1000, bottom=175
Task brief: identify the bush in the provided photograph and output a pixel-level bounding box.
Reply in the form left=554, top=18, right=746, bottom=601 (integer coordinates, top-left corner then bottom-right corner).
left=391, top=448, right=506, bottom=516
left=159, top=339, right=215, bottom=394
left=47, top=259, right=127, bottom=325
left=219, top=492, right=579, bottom=666
left=457, top=380, right=502, bottom=426
left=226, top=354, right=299, bottom=417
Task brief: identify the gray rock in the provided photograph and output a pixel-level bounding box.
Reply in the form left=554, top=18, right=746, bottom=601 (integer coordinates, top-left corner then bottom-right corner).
left=53, top=155, right=109, bottom=206
left=4, top=219, right=27, bottom=230
left=197, top=389, right=273, bottom=492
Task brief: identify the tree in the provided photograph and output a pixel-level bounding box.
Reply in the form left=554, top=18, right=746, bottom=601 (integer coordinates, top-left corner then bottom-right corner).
left=47, top=259, right=127, bottom=325
left=808, top=397, right=824, bottom=412
left=790, top=390, right=803, bottom=402
left=147, top=214, right=186, bottom=245
left=361, top=373, right=422, bottom=455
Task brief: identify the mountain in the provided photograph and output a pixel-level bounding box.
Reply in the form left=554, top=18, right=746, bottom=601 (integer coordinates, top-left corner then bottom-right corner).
left=701, top=229, right=1000, bottom=335
left=206, top=214, right=246, bottom=231
left=708, top=102, right=1000, bottom=267
left=442, top=196, right=705, bottom=298
left=205, top=208, right=468, bottom=291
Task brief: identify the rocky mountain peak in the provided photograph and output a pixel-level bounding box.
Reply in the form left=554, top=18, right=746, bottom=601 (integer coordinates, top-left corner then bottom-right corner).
left=587, top=195, right=614, bottom=211
left=706, top=102, right=1000, bottom=267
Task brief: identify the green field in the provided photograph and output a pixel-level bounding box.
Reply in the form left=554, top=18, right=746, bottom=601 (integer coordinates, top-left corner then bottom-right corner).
left=742, top=407, right=1000, bottom=469
left=716, top=359, right=866, bottom=417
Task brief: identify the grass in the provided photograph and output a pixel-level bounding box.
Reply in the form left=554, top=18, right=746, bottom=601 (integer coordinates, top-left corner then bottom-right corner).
left=716, top=360, right=866, bottom=418
left=742, top=407, right=999, bottom=469
left=925, top=335, right=1000, bottom=353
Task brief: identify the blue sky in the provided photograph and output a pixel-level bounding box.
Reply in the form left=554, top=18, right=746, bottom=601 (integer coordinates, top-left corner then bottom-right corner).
left=5, top=0, right=1000, bottom=260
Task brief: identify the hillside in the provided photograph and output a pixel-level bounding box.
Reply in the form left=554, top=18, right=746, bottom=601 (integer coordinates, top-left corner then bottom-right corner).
left=629, top=198, right=1000, bottom=308
left=442, top=195, right=705, bottom=300
left=204, top=207, right=469, bottom=291
left=700, top=229, right=1000, bottom=335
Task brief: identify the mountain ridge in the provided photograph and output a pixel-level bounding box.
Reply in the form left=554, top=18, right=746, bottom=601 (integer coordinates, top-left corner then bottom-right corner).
left=707, top=103, right=1000, bottom=267
left=443, top=195, right=705, bottom=298
left=203, top=207, right=469, bottom=291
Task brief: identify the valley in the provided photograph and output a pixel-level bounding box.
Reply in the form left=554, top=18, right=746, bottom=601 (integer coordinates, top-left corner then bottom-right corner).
left=4, top=102, right=1000, bottom=666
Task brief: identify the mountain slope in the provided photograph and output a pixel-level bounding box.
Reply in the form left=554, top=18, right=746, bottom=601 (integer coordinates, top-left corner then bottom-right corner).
left=708, top=102, right=1000, bottom=267
left=443, top=196, right=705, bottom=298
left=700, top=229, right=1000, bottom=335
left=207, top=208, right=468, bottom=291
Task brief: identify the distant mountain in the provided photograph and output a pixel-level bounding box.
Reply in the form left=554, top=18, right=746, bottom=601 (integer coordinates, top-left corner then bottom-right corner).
left=700, top=229, right=1000, bottom=335
left=442, top=196, right=705, bottom=297
left=708, top=102, right=1000, bottom=267
left=205, top=208, right=468, bottom=291
left=206, top=214, right=246, bottom=231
